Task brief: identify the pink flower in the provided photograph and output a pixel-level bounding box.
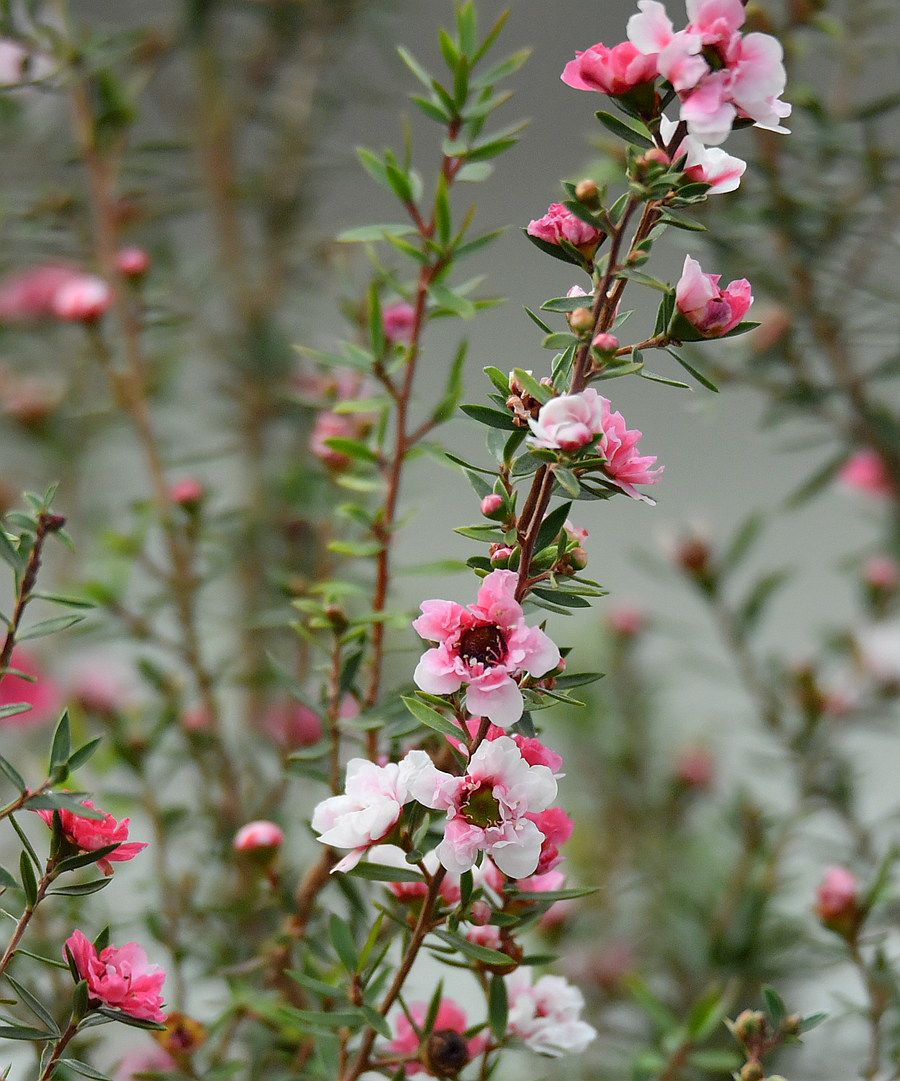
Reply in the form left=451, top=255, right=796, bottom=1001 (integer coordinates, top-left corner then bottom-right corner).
left=526, top=204, right=604, bottom=252
left=309, top=409, right=374, bottom=470
left=607, top=603, right=644, bottom=637
left=116, top=248, right=150, bottom=277
left=863, top=555, right=900, bottom=591
left=673, top=746, right=714, bottom=789
left=480, top=494, right=504, bottom=516
left=65, top=929, right=166, bottom=1022
left=815, top=866, right=858, bottom=924
left=36, top=799, right=147, bottom=876
left=234, top=820, right=284, bottom=850
left=505, top=968, right=597, bottom=1055
left=312, top=751, right=433, bottom=872
left=444, top=719, right=563, bottom=773
left=168, top=478, right=204, bottom=507
left=561, top=40, right=658, bottom=97
left=113, top=1044, right=176, bottom=1081
left=51, top=274, right=112, bottom=322
left=382, top=301, right=417, bottom=343
left=839, top=450, right=894, bottom=498
left=564, top=520, right=588, bottom=546
left=0, top=648, right=62, bottom=727
left=675, top=253, right=752, bottom=336
left=525, top=806, right=574, bottom=874
left=592, top=332, right=619, bottom=352
left=659, top=116, right=746, bottom=193
left=386, top=999, right=486, bottom=1076
left=406, top=735, right=558, bottom=879
left=413, top=569, right=560, bottom=728
left=258, top=699, right=324, bottom=751
left=0, top=265, right=84, bottom=322
left=527, top=389, right=604, bottom=452
left=375, top=848, right=462, bottom=905
left=598, top=397, right=664, bottom=503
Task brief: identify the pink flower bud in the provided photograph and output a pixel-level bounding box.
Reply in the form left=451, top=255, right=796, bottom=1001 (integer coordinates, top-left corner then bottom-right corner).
left=480, top=494, right=504, bottom=516
left=815, top=866, right=859, bottom=928
left=51, top=274, right=113, bottom=322
left=527, top=203, right=604, bottom=253
left=839, top=450, right=894, bottom=498
left=863, top=555, right=900, bottom=591
left=673, top=747, right=713, bottom=789
left=591, top=332, right=619, bottom=353
left=168, top=478, right=204, bottom=507
left=115, top=247, right=150, bottom=277
left=675, top=255, right=752, bottom=337
left=468, top=900, right=492, bottom=926
left=607, top=603, right=644, bottom=637
left=489, top=544, right=514, bottom=567
left=234, top=820, right=284, bottom=851
left=381, top=301, right=416, bottom=343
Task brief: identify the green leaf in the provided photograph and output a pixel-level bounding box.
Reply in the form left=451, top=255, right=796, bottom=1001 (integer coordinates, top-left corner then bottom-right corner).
left=286, top=970, right=345, bottom=999
left=0, top=529, right=24, bottom=571
left=799, top=1012, right=827, bottom=1033
left=511, top=368, right=552, bottom=404
left=359, top=1005, right=393, bottom=1040
left=638, top=370, right=691, bottom=390
left=614, top=268, right=671, bottom=292
left=432, top=340, right=468, bottom=423
left=541, top=294, right=596, bottom=313
left=504, top=885, right=598, bottom=902
left=523, top=230, right=584, bottom=268
left=454, top=525, right=502, bottom=542
left=553, top=467, right=581, bottom=497
left=282, top=1006, right=364, bottom=1030
left=356, top=147, right=392, bottom=194
left=30, top=593, right=95, bottom=610
left=432, top=929, right=515, bottom=966
left=61, top=1060, right=114, bottom=1081
left=488, top=974, right=508, bottom=1041
left=530, top=588, right=590, bottom=608
left=401, top=696, right=462, bottom=739
left=368, top=282, right=385, bottom=357
left=534, top=501, right=572, bottom=553
left=19, top=850, right=37, bottom=907
left=24, top=793, right=104, bottom=820
left=327, top=539, right=384, bottom=559
left=0, top=752, right=26, bottom=793
left=93, top=1007, right=166, bottom=1030
left=686, top=985, right=732, bottom=1042
left=542, top=332, right=578, bottom=350
left=455, top=163, right=494, bottom=184
left=0, top=864, right=19, bottom=890
left=397, top=45, right=433, bottom=88
left=66, top=738, right=102, bottom=774
left=347, top=861, right=425, bottom=883
left=429, top=282, right=475, bottom=320
left=0, top=703, right=30, bottom=721
left=435, top=174, right=451, bottom=248
left=48, top=879, right=112, bottom=897
left=54, top=844, right=121, bottom=875
left=657, top=210, right=706, bottom=231
left=329, top=914, right=359, bottom=975
left=0, top=1023, right=55, bottom=1040
left=49, top=712, right=71, bottom=777
left=6, top=975, right=61, bottom=1036
left=762, top=986, right=786, bottom=1027
left=595, top=109, right=654, bottom=148
left=664, top=349, right=719, bottom=393
left=337, top=223, right=415, bottom=243
left=460, top=404, right=516, bottom=430
left=17, top=614, right=85, bottom=641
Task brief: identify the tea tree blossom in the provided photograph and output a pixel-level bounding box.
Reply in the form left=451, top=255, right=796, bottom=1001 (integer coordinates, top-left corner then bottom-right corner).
left=0, top=647, right=62, bottom=726
left=65, top=930, right=167, bottom=1022
left=815, top=866, right=859, bottom=925
left=406, top=735, right=558, bottom=878
left=526, top=203, right=604, bottom=252
left=233, top=820, right=284, bottom=850
left=385, top=998, right=485, bottom=1075
left=413, top=569, right=560, bottom=727
left=659, top=116, right=746, bottom=193
left=505, top=968, right=597, bottom=1055
left=527, top=389, right=604, bottom=452
left=382, top=300, right=417, bottom=343
left=675, top=253, right=752, bottom=337
left=839, top=449, right=894, bottom=497
left=312, top=751, right=434, bottom=872
left=561, top=40, right=658, bottom=97
left=36, top=799, right=146, bottom=875
left=597, top=397, right=663, bottom=502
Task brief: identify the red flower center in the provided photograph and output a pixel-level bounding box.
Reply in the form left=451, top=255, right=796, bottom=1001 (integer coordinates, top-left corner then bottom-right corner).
left=458, top=624, right=507, bottom=668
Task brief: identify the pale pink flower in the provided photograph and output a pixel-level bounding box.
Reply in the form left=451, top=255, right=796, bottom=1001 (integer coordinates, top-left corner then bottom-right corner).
left=70, top=663, right=130, bottom=716
left=607, top=603, right=645, bottom=637
left=564, top=520, right=589, bottom=545
left=444, top=718, right=563, bottom=773
left=855, top=620, right=900, bottom=683
left=0, top=39, right=28, bottom=85
left=382, top=301, right=416, bottom=343
left=815, top=866, right=858, bottom=923
left=406, top=735, right=558, bottom=879
left=312, top=751, right=434, bottom=872
left=675, top=253, right=752, bottom=336
left=528, top=388, right=604, bottom=452
left=168, top=478, right=204, bottom=506
left=234, top=820, right=284, bottom=850
left=36, top=799, right=146, bottom=876
left=65, top=929, right=166, bottom=1022
left=505, top=968, right=597, bottom=1055
left=466, top=923, right=501, bottom=950
left=659, top=116, right=746, bottom=193
left=839, top=450, right=894, bottom=497
left=0, top=265, right=84, bottom=322
left=673, top=746, right=714, bottom=789
left=413, top=569, right=560, bottom=727
left=116, top=247, right=150, bottom=277
left=309, top=409, right=375, bottom=470
left=113, top=1043, right=176, bottom=1081
left=0, top=647, right=62, bottom=726
left=258, top=699, right=324, bottom=751
left=561, top=40, right=658, bottom=97
left=863, top=555, right=900, bottom=591
left=51, top=274, right=112, bottom=322
left=526, top=204, right=604, bottom=251
left=598, top=397, right=664, bottom=503
left=386, top=999, right=486, bottom=1075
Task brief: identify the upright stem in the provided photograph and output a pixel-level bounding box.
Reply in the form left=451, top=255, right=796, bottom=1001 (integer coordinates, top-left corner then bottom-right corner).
left=0, top=870, right=52, bottom=979
left=39, top=1022, right=78, bottom=1081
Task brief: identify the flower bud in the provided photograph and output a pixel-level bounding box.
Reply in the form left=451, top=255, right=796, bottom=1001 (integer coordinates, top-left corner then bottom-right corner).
left=155, top=1012, right=207, bottom=1058
left=740, top=1062, right=764, bottom=1081
left=423, top=1031, right=469, bottom=1077
left=574, top=178, right=600, bottom=208
left=568, top=307, right=594, bottom=334
left=168, top=478, right=204, bottom=509
left=116, top=247, right=150, bottom=278
left=732, top=1010, right=766, bottom=1043
left=488, top=544, right=514, bottom=567
left=52, top=275, right=112, bottom=322
left=234, top=820, right=284, bottom=851
left=480, top=493, right=504, bottom=517
left=591, top=332, right=619, bottom=353
left=815, top=866, right=859, bottom=933
left=782, top=1014, right=802, bottom=1036
left=468, top=900, right=492, bottom=926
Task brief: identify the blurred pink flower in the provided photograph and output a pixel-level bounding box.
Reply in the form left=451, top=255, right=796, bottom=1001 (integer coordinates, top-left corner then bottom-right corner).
left=258, top=699, right=324, bottom=751
left=0, top=648, right=62, bottom=726
left=51, top=274, right=112, bottom=322
left=37, top=798, right=147, bottom=876
left=607, top=603, right=645, bottom=637
left=113, top=1043, right=176, bottom=1081
left=675, top=254, right=752, bottom=336
left=382, top=301, right=416, bottom=343
left=863, top=555, right=900, bottom=591
left=168, top=478, right=204, bottom=507
left=386, top=998, right=486, bottom=1076
left=839, top=450, right=894, bottom=497
left=234, top=820, right=284, bottom=850
left=561, top=40, right=658, bottom=97
left=505, top=968, right=597, bottom=1055
left=413, top=569, right=560, bottom=728
left=116, top=247, right=150, bottom=277
left=65, top=929, right=166, bottom=1022
left=527, top=204, right=603, bottom=251
left=673, top=746, right=714, bottom=789
left=815, top=866, right=858, bottom=925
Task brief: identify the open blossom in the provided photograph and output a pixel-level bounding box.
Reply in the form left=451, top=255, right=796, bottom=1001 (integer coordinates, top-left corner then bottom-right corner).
left=675, top=254, right=752, bottom=337
left=839, top=449, right=894, bottom=497
left=406, top=735, right=558, bottom=879
left=528, top=389, right=604, bottom=452
left=627, top=0, right=790, bottom=144
left=505, top=968, right=597, bottom=1056
left=413, top=569, right=560, bottom=727
left=0, top=647, right=62, bottom=726
left=312, top=752, right=433, bottom=872
left=386, top=998, right=486, bottom=1076
left=658, top=116, right=745, bottom=193
left=527, top=203, right=604, bottom=251
left=382, top=301, right=416, bottom=343
left=598, top=396, right=663, bottom=503
left=36, top=799, right=146, bottom=876
left=561, top=40, right=658, bottom=97
left=65, top=930, right=166, bottom=1022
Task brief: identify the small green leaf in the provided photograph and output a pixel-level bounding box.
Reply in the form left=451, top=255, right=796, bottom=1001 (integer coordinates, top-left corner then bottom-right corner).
left=459, top=404, right=516, bottom=430
left=431, top=929, right=514, bottom=966
left=595, top=109, right=654, bottom=148
left=541, top=294, right=596, bottom=313
left=54, top=844, right=121, bottom=876
left=664, top=348, right=719, bottom=393
left=359, top=1005, right=392, bottom=1040
left=0, top=703, right=30, bottom=722
left=429, top=282, right=475, bottom=320
left=0, top=752, right=27, bottom=793
left=19, top=850, right=37, bottom=907
left=0, top=1024, right=55, bottom=1040
left=488, top=974, right=508, bottom=1041
left=6, top=975, right=61, bottom=1036
left=401, top=696, right=462, bottom=739
left=17, top=614, right=85, bottom=641
left=347, top=862, right=425, bottom=883
left=762, top=986, right=786, bottom=1027
left=61, top=1060, right=113, bottom=1081
left=553, top=467, right=581, bottom=497
left=49, top=712, right=71, bottom=777
left=396, top=45, right=433, bottom=88
left=48, top=879, right=112, bottom=897
left=329, top=914, right=359, bottom=974
left=542, top=332, right=578, bottom=350
left=337, top=223, right=415, bottom=243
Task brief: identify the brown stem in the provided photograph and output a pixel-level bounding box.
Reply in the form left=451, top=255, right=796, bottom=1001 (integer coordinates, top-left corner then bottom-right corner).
left=850, top=942, right=887, bottom=1081
left=0, top=869, right=52, bottom=979
left=38, top=1022, right=78, bottom=1081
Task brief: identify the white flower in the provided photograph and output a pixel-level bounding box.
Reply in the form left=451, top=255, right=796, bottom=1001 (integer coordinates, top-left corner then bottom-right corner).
left=505, top=968, right=597, bottom=1056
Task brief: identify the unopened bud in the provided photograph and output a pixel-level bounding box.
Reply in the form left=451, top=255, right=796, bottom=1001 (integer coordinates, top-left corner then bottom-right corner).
left=782, top=1014, right=802, bottom=1036
left=168, top=478, right=204, bottom=509
left=677, top=536, right=710, bottom=575
left=569, top=307, right=594, bottom=334
left=643, top=148, right=669, bottom=167
left=740, top=1062, right=764, bottom=1081
left=116, top=247, right=150, bottom=278
left=592, top=332, right=619, bottom=353
left=733, top=1010, right=766, bottom=1043
left=424, top=1031, right=469, bottom=1077
left=469, top=900, right=492, bottom=925
left=325, top=604, right=348, bottom=633
left=480, top=494, right=504, bottom=517
left=574, top=178, right=600, bottom=208
left=569, top=545, right=588, bottom=571
left=489, top=544, right=514, bottom=567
